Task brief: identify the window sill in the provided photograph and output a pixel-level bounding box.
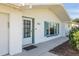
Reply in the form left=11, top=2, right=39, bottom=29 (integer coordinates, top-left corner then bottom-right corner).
left=45, top=34, right=59, bottom=37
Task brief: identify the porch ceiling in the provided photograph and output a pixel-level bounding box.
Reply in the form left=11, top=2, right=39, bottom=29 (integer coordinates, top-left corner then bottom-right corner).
left=31, top=5, right=71, bottom=22
left=49, top=5, right=71, bottom=22
left=2, top=3, right=70, bottom=22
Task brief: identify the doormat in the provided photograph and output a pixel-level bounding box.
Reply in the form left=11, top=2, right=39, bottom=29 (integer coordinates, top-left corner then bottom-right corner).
left=23, top=45, right=37, bottom=51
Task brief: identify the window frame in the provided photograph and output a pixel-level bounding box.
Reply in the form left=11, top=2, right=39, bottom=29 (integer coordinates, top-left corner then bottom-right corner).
left=44, top=21, right=59, bottom=37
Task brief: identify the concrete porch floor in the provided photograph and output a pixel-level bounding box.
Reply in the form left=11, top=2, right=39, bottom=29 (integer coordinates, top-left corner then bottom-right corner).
left=14, top=37, right=68, bottom=56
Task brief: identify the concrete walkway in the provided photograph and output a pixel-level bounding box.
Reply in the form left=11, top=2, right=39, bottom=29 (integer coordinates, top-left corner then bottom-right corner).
left=14, top=37, right=68, bottom=56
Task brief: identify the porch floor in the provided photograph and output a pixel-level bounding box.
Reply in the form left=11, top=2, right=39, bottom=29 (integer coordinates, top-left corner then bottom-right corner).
left=14, top=37, right=68, bottom=56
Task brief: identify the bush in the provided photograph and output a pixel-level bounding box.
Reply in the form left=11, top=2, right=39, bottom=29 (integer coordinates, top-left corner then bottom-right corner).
left=69, top=27, right=79, bottom=50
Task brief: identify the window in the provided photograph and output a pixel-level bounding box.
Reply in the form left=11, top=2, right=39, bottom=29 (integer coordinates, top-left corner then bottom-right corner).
left=57, top=23, right=59, bottom=34
left=44, top=21, right=49, bottom=36
left=50, top=23, right=54, bottom=35
left=24, top=20, right=31, bottom=38
left=44, top=21, right=59, bottom=37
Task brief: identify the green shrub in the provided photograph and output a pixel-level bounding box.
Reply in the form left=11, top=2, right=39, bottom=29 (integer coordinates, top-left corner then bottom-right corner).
left=69, top=27, right=79, bottom=50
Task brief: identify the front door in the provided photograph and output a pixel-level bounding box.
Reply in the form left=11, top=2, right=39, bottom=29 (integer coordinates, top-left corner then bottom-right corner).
left=0, top=13, right=9, bottom=55
left=23, top=17, right=32, bottom=45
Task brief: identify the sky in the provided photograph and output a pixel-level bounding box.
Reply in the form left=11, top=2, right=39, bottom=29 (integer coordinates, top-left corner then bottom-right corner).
left=64, top=3, right=79, bottom=19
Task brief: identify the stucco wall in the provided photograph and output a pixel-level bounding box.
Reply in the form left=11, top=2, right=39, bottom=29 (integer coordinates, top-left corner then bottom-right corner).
left=0, top=4, right=67, bottom=55
left=0, top=5, right=23, bottom=55
left=23, top=8, right=64, bottom=44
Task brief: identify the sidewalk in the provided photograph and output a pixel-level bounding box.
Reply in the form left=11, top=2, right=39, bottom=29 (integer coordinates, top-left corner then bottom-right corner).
left=14, top=37, right=68, bottom=56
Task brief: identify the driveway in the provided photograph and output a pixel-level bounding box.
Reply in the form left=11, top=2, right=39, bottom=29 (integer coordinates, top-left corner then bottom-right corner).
left=14, top=37, right=68, bottom=56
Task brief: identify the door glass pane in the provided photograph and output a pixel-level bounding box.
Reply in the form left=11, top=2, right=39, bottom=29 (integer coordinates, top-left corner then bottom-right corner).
left=24, top=20, right=31, bottom=38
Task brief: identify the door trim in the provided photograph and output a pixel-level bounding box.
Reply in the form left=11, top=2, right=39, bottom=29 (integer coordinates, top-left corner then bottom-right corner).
left=32, top=18, right=35, bottom=43
left=22, top=16, right=35, bottom=44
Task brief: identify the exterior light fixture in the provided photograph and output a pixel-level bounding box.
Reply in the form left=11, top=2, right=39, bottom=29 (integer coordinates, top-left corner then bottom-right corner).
left=21, top=3, right=32, bottom=9
left=29, top=5, right=32, bottom=9
left=21, top=3, right=25, bottom=6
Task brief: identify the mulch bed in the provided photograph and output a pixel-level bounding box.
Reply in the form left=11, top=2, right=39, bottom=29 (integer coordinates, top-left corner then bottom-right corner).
left=49, top=41, right=79, bottom=56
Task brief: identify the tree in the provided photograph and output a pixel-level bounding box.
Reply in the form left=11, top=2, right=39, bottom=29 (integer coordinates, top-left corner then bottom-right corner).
left=72, top=18, right=79, bottom=23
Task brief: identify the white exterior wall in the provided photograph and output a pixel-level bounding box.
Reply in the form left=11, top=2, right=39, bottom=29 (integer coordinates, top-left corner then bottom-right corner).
left=0, top=5, right=68, bottom=55
left=0, top=5, right=23, bottom=55
left=23, top=8, right=64, bottom=44
left=64, top=23, right=70, bottom=35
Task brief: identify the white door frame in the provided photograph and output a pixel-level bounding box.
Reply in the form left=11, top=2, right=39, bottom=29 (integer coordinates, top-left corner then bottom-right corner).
left=0, top=12, right=9, bottom=55
left=22, top=16, right=35, bottom=46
